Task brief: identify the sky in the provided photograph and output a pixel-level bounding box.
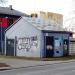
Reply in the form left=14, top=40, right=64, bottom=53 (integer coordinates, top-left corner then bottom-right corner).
left=6, top=0, right=73, bottom=15
left=4, top=0, right=75, bottom=27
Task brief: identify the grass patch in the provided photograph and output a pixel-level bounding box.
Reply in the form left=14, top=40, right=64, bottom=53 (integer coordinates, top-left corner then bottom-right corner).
left=0, top=55, right=75, bottom=61
left=0, top=55, right=41, bottom=61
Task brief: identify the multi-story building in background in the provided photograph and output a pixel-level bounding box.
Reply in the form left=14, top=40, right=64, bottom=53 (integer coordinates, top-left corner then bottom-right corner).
left=30, top=11, right=63, bottom=30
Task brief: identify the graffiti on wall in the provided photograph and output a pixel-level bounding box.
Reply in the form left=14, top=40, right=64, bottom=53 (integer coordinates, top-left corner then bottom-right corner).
left=17, top=36, right=38, bottom=52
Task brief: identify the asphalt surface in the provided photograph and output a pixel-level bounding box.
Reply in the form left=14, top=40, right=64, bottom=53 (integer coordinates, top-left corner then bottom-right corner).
left=0, top=61, right=75, bottom=75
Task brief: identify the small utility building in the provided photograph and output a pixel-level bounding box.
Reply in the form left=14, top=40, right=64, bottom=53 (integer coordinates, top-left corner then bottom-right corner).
left=5, top=16, right=71, bottom=58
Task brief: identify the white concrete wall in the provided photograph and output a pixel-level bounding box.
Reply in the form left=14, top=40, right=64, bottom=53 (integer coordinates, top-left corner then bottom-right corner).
left=5, top=17, right=43, bottom=57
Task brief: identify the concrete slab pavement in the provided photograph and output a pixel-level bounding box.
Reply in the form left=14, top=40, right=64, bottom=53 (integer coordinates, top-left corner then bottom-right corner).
left=0, top=58, right=75, bottom=70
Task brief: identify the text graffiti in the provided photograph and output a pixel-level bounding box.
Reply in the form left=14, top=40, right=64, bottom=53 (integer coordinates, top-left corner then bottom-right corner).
left=17, top=36, right=38, bottom=52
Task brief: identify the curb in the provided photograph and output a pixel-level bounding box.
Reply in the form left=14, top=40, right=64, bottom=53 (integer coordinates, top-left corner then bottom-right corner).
left=0, top=67, right=11, bottom=71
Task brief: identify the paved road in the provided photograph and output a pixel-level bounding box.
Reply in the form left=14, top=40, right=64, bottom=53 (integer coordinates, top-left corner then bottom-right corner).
left=0, top=61, right=75, bottom=75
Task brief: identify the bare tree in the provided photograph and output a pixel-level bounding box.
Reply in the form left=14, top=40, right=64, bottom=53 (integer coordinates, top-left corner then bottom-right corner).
left=0, top=0, right=7, bottom=5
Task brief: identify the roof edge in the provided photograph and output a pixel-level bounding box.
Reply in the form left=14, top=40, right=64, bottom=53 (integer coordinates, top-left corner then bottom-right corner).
left=42, top=30, right=73, bottom=34
left=22, top=17, right=41, bottom=31
left=5, top=17, right=22, bottom=32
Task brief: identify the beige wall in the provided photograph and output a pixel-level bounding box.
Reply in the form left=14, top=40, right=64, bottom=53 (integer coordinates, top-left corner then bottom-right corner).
left=30, top=11, right=63, bottom=25
left=30, top=11, right=63, bottom=30
left=39, top=11, right=63, bottom=25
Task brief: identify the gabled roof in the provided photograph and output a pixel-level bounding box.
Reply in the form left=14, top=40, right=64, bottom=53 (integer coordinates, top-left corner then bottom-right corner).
left=0, top=6, right=26, bottom=16
left=22, top=17, right=65, bottom=31
left=5, top=16, right=72, bottom=35
left=5, top=17, right=22, bottom=32
left=5, top=16, right=67, bottom=32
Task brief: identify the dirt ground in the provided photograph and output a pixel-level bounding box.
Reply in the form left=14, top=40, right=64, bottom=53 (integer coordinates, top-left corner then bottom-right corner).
left=0, top=63, right=9, bottom=67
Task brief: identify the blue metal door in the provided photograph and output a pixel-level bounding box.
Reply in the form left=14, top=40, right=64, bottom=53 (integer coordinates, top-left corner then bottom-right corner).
left=54, top=37, right=63, bottom=57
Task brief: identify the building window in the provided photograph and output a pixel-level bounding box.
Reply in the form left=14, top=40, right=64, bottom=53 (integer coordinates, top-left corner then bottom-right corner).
left=8, top=18, right=13, bottom=27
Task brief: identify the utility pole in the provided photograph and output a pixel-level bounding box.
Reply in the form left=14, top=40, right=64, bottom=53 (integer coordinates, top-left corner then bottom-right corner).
left=0, top=0, right=8, bottom=55
left=1, top=20, right=3, bottom=54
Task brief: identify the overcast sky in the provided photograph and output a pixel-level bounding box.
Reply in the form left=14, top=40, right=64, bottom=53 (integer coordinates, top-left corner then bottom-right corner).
left=7, top=0, right=73, bottom=15
left=4, top=0, right=75, bottom=27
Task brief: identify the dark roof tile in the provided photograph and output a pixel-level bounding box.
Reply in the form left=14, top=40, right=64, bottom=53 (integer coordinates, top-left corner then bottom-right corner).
left=0, top=6, right=26, bottom=16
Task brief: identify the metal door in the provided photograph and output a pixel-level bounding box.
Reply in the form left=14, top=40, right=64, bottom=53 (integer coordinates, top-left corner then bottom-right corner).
left=6, top=39, right=14, bottom=56
left=54, top=37, right=63, bottom=57
left=45, top=36, right=54, bottom=57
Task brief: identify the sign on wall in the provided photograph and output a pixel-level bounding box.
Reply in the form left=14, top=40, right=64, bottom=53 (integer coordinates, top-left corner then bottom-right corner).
left=17, top=36, right=38, bottom=52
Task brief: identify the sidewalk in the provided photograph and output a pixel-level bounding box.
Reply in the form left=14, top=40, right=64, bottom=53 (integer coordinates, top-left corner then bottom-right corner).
left=0, top=58, right=75, bottom=70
